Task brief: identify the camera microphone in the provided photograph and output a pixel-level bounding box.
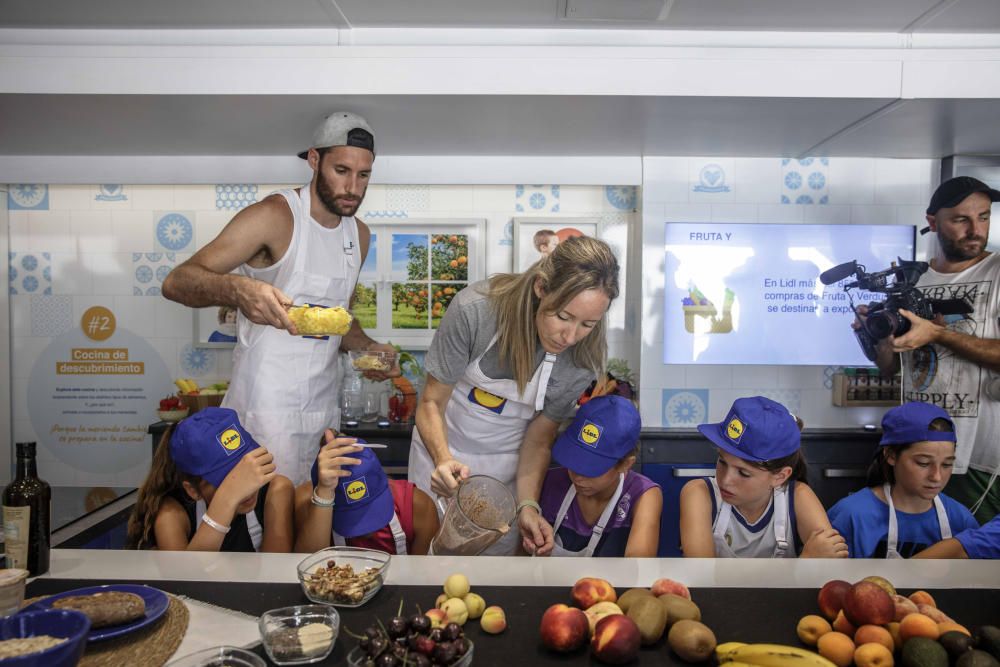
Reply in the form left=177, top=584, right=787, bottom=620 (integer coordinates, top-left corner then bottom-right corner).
left=820, top=261, right=858, bottom=286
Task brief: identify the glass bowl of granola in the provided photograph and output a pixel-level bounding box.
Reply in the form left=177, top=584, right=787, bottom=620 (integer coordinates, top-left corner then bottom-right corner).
left=348, top=350, right=396, bottom=374
left=296, top=547, right=390, bottom=608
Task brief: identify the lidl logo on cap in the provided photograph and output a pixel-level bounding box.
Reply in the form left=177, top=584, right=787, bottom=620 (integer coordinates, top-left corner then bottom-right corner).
left=469, top=387, right=507, bottom=414
left=217, top=426, right=242, bottom=454
left=578, top=421, right=602, bottom=448
left=726, top=417, right=745, bottom=443
left=344, top=477, right=368, bottom=504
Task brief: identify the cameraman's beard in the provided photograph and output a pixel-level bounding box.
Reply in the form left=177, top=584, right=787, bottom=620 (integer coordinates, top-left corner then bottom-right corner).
left=939, top=234, right=987, bottom=263
left=317, top=174, right=365, bottom=218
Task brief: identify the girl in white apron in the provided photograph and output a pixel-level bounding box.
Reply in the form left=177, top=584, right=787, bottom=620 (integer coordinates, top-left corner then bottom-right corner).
left=125, top=407, right=294, bottom=552
left=679, top=396, right=848, bottom=558
left=408, top=236, right=622, bottom=556
left=828, top=401, right=979, bottom=558
left=538, top=396, right=662, bottom=558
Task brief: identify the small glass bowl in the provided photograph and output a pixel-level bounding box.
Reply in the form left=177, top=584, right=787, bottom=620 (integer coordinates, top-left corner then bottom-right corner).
left=258, top=605, right=339, bottom=666
left=348, top=350, right=397, bottom=373
left=346, top=639, right=474, bottom=667
left=165, top=646, right=265, bottom=667
left=156, top=407, right=190, bottom=423
left=0, top=568, right=29, bottom=617
left=296, top=547, right=390, bottom=608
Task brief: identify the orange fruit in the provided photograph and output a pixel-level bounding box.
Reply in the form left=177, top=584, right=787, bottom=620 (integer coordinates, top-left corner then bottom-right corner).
left=899, top=613, right=940, bottom=643
left=797, top=615, right=833, bottom=646
left=855, top=642, right=894, bottom=667
left=817, top=632, right=856, bottom=667
left=854, top=625, right=895, bottom=653
left=908, top=591, right=936, bottom=608
left=937, top=621, right=970, bottom=636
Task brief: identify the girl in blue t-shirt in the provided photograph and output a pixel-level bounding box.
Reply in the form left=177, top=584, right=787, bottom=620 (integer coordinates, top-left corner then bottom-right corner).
left=828, top=401, right=979, bottom=559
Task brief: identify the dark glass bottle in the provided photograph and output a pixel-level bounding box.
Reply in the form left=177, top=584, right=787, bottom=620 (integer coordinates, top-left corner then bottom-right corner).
left=2, top=442, right=51, bottom=575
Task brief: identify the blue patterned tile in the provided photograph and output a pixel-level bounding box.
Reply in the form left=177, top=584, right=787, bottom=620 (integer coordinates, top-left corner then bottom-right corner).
left=386, top=185, right=429, bottom=211
left=781, top=158, right=829, bottom=205
left=132, top=253, right=176, bottom=296
left=515, top=185, right=560, bottom=213
left=180, top=343, right=215, bottom=376
left=823, top=366, right=843, bottom=390
left=362, top=210, right=409, bottom=219
left=8, top=252, right=52, bottom=295
left=215, top=184, right=258, bottom=211
left=605, top=186, right=638, bottom=210
left=155, top=212, right=194, bottom=251
left=30, top=296, right=73, bottom=336
left=662, top=389, right=708, bottom=427
left=8, top=184, right=49, bottom=210
left=95, top=185, right=127, bottom=202
left=692, top=162, right=732, bottom=194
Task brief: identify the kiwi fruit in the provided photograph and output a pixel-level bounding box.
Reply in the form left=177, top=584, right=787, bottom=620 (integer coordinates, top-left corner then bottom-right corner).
left=668, top=619, right=717, bottom=663
left=659, top=593, right=702, bottom=626
left=617, top=588, right=654, bottom=614
left=627, top=595, right=668, bottom=645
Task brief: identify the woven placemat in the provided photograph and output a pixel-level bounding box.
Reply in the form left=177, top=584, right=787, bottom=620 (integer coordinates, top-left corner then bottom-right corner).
left=22, top=594, right=189, bottom=667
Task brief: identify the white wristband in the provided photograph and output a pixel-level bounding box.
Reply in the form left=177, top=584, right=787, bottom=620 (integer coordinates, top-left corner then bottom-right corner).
left=201, top=513, right=231, bottom=534
left=311, top=487, right=336, bottom=507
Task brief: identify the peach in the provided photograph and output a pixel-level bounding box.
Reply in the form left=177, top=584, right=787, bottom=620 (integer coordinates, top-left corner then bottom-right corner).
left=797, top=615, right=833, bottom=646
left=443, top=573, right=470, bottom=599
left=441, top=597, right=469, bottom=626
left=855, top=642, right=895, bottom=667
left=937, top=621, right=970, bottom=637
left=540, top=603, right=589, bottom=652
left=435, top=593, right=448, bottom=609
left=833, top=610, right=858, bottom=637
left=899, top=613, right=940, bottom=643
left=909, top=591, right=936, bottom=608
left=855, top=625, right=895, bottom=653
left=862, top=576, right=897, bottom=597
left=893, top=594, right=920, bottom=622
left=887, top=622, right=903, bottom=651
left=591, top=614, right=641, bottom=665
left=585, top=601, right=623, bottom=636
left=480, top=605, right=507, bottom=634
left=463, top=592, right=486, bottom=620
left=424, top=608, right=447, bottom=629
left=843, top=581, right=895, bottom=627
left=651, top=578, right=691, bottom=600
left=817, top=631, right=857, bottom=667
left=818, top=580, right=853, bottom=621
left=571, top=577, right=618, bottom=610
left=917, top=604, right=951, bottom=623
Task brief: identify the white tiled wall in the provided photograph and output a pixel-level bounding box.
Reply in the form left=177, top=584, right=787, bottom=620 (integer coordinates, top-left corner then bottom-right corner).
left=640, top=156, right=940, bottom=429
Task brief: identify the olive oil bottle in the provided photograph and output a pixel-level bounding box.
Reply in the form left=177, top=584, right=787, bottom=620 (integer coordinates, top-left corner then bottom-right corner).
left=2, top=442, right=51, bottom=575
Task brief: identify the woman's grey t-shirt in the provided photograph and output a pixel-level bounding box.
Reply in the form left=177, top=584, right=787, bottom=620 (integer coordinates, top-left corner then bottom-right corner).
left=424, top=281, right=596, bottom=422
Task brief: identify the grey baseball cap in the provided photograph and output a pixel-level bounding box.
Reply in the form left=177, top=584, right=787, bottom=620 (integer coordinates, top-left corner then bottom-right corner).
left=297, top=111, right=375, bottom=159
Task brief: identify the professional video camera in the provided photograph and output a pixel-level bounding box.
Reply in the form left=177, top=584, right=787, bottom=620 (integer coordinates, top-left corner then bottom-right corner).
left=819, top=258, right=972, bottom=362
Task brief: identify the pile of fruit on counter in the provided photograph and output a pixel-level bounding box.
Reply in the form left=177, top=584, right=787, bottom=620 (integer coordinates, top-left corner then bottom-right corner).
left=783, top=576, right=1000, bottom=667
left=347, top=574, right=506, bottom=667
left=173, top=379, right=228, bottom=396
left=539, top=576, right=718, bottom=664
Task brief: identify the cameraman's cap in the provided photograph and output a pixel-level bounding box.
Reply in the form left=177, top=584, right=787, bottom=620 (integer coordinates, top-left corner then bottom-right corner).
left=880, top=401, right=956, bottom=446
left=698, top=396, right=800, bottom=463
left=552, top=395, right=641, bottom=477
left=310, top=440, right=393, bottom=539
left=922, top=176, right=1000, bottom=234
left=170, top=407, right=260, bottom=488
left=297, top=111, right=375, bottom=159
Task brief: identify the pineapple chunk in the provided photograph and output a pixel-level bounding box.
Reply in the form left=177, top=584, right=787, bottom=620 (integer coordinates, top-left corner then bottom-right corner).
left=287, top=305, right=353, bottom=336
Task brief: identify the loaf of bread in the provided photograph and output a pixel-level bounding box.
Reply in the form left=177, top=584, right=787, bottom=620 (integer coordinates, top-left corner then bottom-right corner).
left=52, top=591, right=146, bottom=628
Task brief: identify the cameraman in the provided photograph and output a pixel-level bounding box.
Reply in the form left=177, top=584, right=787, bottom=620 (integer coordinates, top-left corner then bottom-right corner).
left=855, top=176, right=1000, bottom=524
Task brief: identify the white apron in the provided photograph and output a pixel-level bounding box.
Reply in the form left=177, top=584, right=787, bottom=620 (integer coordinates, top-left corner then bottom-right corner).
left=196, top=499, right=263, bottom=552
left=712, top=482, right=791, bottom=558
left=332, top=513, right=408, bottom=555
left=551, top=473, right=625, bottom=557
left=408, top=335, right=557, bottom=555
left=223, top=187, right=360, bottom=485
left=882, top=483, right=953, bottom=559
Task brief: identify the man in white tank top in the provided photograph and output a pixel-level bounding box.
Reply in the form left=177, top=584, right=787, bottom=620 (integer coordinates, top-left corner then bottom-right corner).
left=163, top=112, right=397, bottom=484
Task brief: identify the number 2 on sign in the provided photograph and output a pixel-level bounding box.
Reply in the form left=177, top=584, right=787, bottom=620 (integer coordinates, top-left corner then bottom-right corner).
left=81, top=306, right=116, bottom=342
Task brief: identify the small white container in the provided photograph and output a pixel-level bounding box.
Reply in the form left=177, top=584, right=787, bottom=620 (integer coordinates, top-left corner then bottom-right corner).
left=0, top=569, right=29, bottom=617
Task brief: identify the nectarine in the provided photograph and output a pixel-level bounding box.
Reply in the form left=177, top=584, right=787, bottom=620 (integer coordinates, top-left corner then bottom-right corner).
left=818, top=580, right=853, bottom=621
left=572, top=577, right=618, bottom=610
left=540, top=604, right=589, bottom=652
left=843, top=581, right=895, bottom=627
left=592, top=614, right=641, bottom=665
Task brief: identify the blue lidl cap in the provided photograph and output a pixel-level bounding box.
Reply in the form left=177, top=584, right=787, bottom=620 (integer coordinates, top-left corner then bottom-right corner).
left=551, top=396, right=641, bottom=477
left=880, top=401, right=956, bottom=446
left=698, top=396, right=800, bottom=463
left=311, top=441, right=393, bottom=539
left=170, top=407, right=260, bottom=488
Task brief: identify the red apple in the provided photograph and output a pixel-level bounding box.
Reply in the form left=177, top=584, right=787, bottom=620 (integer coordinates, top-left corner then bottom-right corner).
left=651, top=578, right=691, bottom=600
left=540, top=603, right=589, bottom=653
left=818, top=580, right=853, bottom=621
left=843, top=581, right=894, bottom=627
left=892, top=594, right=920, bottom=622
left=591, top=614, right=641, bottom=665
left=571, top=577, right=618, bottom=610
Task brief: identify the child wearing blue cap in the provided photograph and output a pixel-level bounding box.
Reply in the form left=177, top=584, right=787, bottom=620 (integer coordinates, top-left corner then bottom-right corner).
left=537, top=396, right=662, bottom=557
left=828, top=401, right=979, bottom=558
left=680, top=396, right=847, bottom=558
left=126, top=407, right=294, bottom=552
left=295, top=430, right=439, bottom=555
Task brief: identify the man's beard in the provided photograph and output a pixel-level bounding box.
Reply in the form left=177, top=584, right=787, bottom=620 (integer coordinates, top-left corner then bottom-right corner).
left=317, top=173, right=364, bottom=218
left=939, top=233, right=987, bottom=263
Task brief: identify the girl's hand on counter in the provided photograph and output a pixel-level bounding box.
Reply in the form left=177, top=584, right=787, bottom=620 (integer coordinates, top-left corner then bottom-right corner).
left=801, top=527, right=849, bottom=558
left=431, top=459, right=469, bottom=497
left=315, top=429, right=363, bottom=490
left=519, top=507, right=554, bottom=557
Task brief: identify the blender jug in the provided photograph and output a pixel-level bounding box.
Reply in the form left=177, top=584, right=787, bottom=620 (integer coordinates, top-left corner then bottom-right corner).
left=430, top=475, right=517, bottom=556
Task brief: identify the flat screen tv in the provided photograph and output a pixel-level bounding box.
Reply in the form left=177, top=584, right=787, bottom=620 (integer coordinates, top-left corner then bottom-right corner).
left=662, top=223, right=916, bottom=365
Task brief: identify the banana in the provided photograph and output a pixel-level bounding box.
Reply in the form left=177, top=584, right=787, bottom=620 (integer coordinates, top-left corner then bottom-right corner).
left=174, top=379, right=198, bottom=393
left=717, top=642, right=750, bottom=661
left=173, top=379, right=190, bottom=394
left=725, top=643, right=837, bottom=667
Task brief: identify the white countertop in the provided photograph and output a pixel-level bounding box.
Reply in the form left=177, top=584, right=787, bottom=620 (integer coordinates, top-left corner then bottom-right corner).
left=41, top=549, right=1000, bottom=590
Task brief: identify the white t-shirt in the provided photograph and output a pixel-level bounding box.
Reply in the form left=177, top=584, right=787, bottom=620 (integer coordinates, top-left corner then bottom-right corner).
left=903, top=252, right=1000, bottom=474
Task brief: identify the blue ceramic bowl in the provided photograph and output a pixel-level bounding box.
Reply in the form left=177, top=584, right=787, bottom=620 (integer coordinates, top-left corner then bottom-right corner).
left=0, top=609, right=90, bottom=666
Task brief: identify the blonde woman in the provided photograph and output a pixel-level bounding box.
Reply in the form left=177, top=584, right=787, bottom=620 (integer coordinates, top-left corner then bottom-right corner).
left=408, top=236, right=620, bottom=555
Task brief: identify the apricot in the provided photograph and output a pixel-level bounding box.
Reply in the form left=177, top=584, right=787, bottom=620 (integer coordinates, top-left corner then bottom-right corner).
left=855, top=625, right=895, bottom=653
left=887, top=622, right=903, bottom=651
left=833, top=610, right=858, bottom=637
left=797, top=615, right=833, bottom=646
left=817, top=631, right=857, bottom=667
left=899, top=613, right=940, bottom=643
left=937, top=621, right=971, bottom=637
left=909, top=591, right=936, bottom=608
left=855, top=642, right=895, bottom=667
